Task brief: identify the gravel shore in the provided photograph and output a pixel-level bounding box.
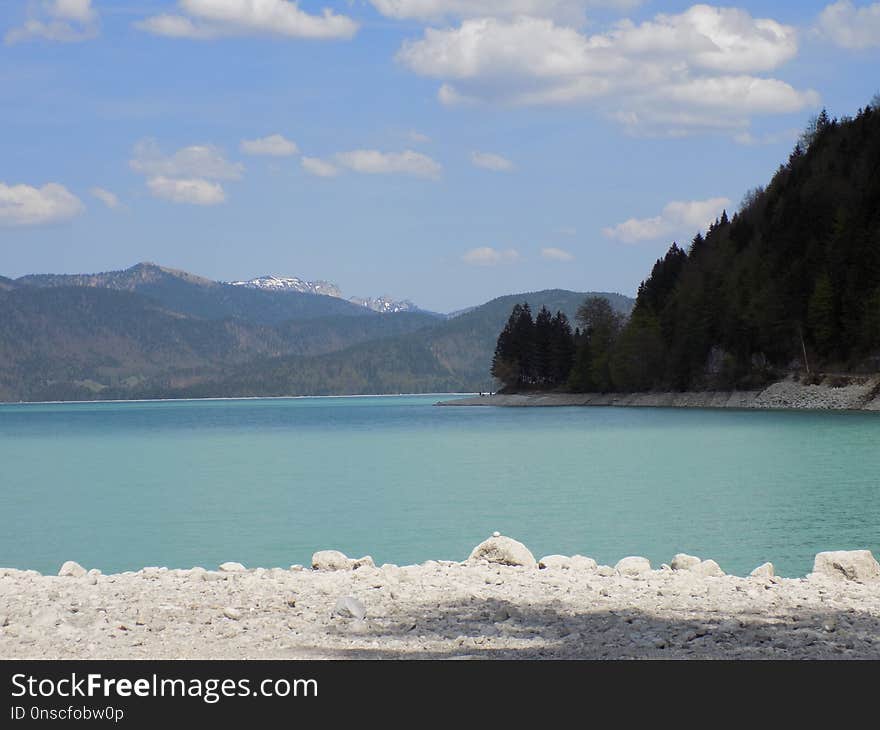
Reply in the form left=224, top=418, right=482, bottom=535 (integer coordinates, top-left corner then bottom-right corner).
left=438, top=375, right=880, bottom=411
left=2, top=539, right=879, bottom=660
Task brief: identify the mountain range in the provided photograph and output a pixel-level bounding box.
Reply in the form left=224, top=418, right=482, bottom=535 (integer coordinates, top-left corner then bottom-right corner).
left=0, top=263, right=632, bottom=402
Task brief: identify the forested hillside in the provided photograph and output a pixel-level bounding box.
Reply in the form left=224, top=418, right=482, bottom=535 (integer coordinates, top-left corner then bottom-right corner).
left=491, top=101, right=880, bottom=395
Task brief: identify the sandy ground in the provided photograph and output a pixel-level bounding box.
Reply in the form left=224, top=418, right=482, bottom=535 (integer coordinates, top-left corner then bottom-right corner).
left=2, top=546, right=879, bottom=659
left=439, top=375, right=880, bottom=411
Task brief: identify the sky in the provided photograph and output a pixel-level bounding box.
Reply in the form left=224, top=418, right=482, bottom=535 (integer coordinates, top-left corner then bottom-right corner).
left=1, top=1, right=879, bottom=312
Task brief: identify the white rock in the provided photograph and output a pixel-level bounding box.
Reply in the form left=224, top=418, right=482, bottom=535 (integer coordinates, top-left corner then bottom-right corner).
left=223, top=607, right=243, bottom=621
left=311, top=550, right=355, bottom=571
left=58, top=561, right=86, bottom=578
left=750, top=562, right=775, bottom=578
left=671, top=553, right=702, bottom=571
left=218, top=562, right=246, bottom=573
left=538, top=555, right=571, bottom=570
left=353, top=555, right=375, bottom=570
left=333, top=596, right=367, bottom=621
left=289, top=565, right=304, bottom=572
left=570, top=555, right=599, bottom=571
left=596, top=565, right=615, bottom=577
left=694, top=559, right=725, bottom=577
left=812, top=550, right=880, bottom=582
left=468, top=536, right=536, bottom=568
left=615, top=556, right=652, bottom=576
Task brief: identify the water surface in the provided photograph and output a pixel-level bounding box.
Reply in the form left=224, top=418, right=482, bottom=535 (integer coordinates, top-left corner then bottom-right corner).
left=0, top=396, right=877, bottom=577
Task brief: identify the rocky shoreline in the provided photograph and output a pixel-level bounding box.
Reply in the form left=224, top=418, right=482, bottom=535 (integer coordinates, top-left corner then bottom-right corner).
left=2, top=536, right=879, bottom=659
left=438, top=375, right=880, bottom=411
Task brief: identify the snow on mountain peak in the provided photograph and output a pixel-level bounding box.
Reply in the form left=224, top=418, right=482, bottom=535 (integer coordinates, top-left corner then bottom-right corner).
left=226, top=275, right=420, bottom=313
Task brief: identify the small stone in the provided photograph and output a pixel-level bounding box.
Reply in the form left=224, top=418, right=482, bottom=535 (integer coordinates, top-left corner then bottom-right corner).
left=596, top=565, right=615, bottom=577
left=492, top=531, right=501, bottom=538
left=750, top=562, right=775, bottom=578
left=286, top=597, right=297, bottom=608
left=218, top=562, right=246, bottom=573
left=353, top=556, right=375, bottom=570
left=333, top=596, right=367, bottom=621
left=289, top=565, right=304, bottom=572
left=223, top=607, right=243, bottom=621
left=615, top=556, right=652, bottom=576
left=538, top=555, right=571, bottom=570
left=58, top=561, right=86, bottom=578
left=822, top=618, right=837, bottom=633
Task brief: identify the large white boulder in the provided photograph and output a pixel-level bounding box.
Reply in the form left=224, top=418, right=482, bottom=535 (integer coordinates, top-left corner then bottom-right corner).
left=469, top=535, right=536, bottom=568
left=615, top=556, right=652, bottom=576
left=694, top=559, right=725, bottom=577
left=671, top=554, right=702, bottom=571
left=812, top=550, right=880, bottom=582
left=218, top=562, right=246, bottom=573
left=58, top=561, right=86, bottom=578
left=311, top=551, right=374, bottom=571
left=749, top=562, right=775, bottom=578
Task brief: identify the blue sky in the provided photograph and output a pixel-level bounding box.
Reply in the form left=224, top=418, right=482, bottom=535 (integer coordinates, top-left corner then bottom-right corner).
left=1, top=1, right=879, bottom=312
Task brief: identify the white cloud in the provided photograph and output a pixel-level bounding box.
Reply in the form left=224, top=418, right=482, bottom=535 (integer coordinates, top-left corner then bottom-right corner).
left=136, top=0, right=358, bottom=41
left=130, top=139, right=243, bottom=181
left=462, top=247, right=521, bottom=265
left=301, top=157, right=339, bottom=177
left=470, top=151, right=514, bottom=172
left=397, top=6, right=816, bottom=135
left=5, top=0, right=98, bottom=44
left=541, top=247, right=575, bottom=261
left=146, top=176, right=225, bottom=206
left=0, top=182, right=84, bottom=227
left=816, top=1, right=880, bottom=49
left=335, top=149, right=442, bottom=179
left=90, top=187, right=120, bottom=209
left=130, top=139, right=241, bottom=205
left=603, top=196, right=731, bottom=243
left=407, top=130, right=431, bottom=144
left=241, top=134, right=299, bottom=157
left=370, top=0, right=641, bottom=24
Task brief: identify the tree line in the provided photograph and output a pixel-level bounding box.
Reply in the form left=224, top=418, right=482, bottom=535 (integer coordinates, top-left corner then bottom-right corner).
left=492, top=97, right=880, bottom=393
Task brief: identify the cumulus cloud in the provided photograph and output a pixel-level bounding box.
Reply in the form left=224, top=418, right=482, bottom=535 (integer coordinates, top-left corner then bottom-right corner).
left=146, top=176, right=225, bottom=206
left=335, top=149, right=442, bottom=179
left=5, top=0, right=98, bottom=44
left=301, top=157, right=339, bottom=177
left=136, top=0, right=358, bottom=41
left=130, top=139, right=241, bottom=205
left=816, top=1, right=880, bottom=49
left=130, top=139, right=243, bottom=181
left=397, top=6, right=817, bottom=135
left=541, top=247, right=575, bottom=261
left=90, top=187, right=120, bottom=209
left=370, top=0, right=641, bottom=24
left=470, top=151, right=514, bottom=172
left=603, top=196, right=731, bottom=243
left=240, top=134, right=299, bottom=157
left=0, top=182, right=84, bottom=227
left=462, top=247, right=521, bottom=265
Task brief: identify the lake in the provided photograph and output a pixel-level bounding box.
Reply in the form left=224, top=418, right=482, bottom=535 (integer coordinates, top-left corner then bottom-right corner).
left=0, top=395, right=877, bottom=577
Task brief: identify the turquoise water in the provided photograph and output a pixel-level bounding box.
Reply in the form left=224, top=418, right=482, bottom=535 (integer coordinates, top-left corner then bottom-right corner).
left=0, top=395, right=878, bottom=578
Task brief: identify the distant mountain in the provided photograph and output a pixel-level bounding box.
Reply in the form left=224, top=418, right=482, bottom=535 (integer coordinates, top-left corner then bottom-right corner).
left=0, top=261, right=632, bottom=401
left=178, top=290, right=633, bottom=397
left=17, top=262, right=372, bottom=325
left=229, top=273, right=424, bottom=314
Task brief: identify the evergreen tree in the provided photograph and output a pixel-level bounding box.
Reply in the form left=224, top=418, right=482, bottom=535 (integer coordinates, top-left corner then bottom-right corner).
left=534, top=306, right=554, bottom=384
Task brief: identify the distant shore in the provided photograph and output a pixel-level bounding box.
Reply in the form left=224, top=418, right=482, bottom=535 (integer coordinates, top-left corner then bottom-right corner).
left=438, top=375, right=880, bottom=412
left=2, top=538, right=878, bottom=659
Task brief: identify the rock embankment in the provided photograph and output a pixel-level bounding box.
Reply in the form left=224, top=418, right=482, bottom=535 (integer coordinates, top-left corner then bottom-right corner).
left=439, top=375, right=880, bottom=411
left=2, top=537, right=879, bottom=659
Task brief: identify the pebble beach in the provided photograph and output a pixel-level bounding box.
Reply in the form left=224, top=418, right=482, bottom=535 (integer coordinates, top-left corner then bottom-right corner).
left=2, top=537, right=879, bottom=660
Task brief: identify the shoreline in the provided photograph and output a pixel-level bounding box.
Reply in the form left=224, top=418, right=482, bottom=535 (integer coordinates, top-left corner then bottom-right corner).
left=2, top=538, right=878, bottom=659
left=437, top=376, right=880, bottom=412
